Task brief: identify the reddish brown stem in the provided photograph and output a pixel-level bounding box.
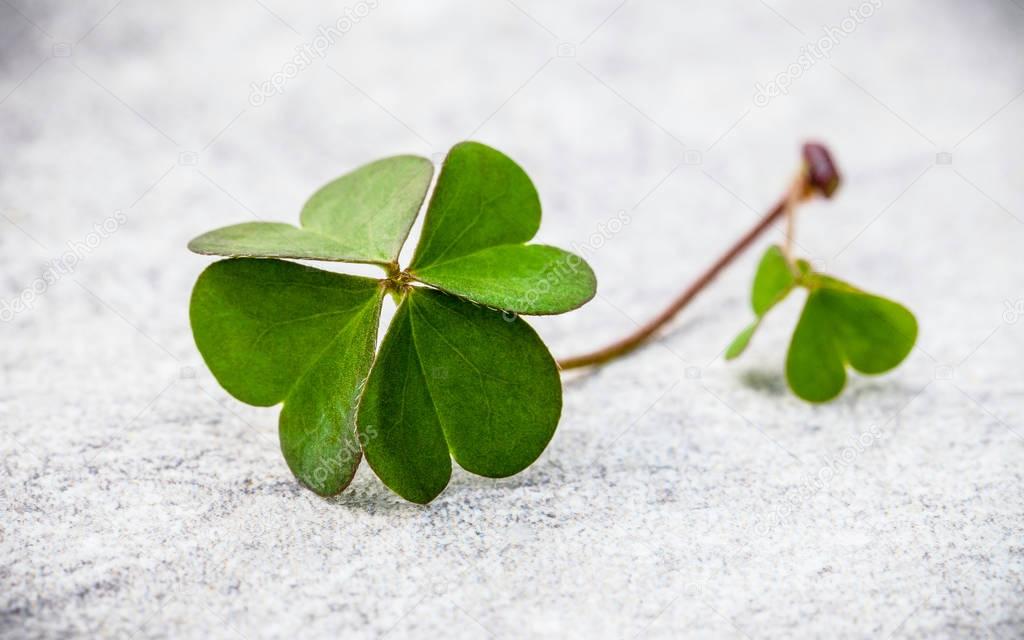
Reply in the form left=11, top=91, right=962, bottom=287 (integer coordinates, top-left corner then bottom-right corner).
left=557, top=142, right=839, bottom=371
left=557, top=196, right=789, bottom=370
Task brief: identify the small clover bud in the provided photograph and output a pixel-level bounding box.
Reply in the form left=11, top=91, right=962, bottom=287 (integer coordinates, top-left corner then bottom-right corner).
left=802, top=142, right=840, bottom=198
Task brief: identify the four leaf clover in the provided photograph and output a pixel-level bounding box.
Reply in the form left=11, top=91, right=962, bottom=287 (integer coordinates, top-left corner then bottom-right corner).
left=189, top=142, right=596, bottom=503
left=725, top=245, right=918, bottom=402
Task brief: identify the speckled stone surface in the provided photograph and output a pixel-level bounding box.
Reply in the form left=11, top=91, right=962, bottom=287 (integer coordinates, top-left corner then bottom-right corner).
left=2, top=1, right=1023, bottom=638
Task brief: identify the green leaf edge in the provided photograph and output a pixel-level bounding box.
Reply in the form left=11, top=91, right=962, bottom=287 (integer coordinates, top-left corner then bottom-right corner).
left=281, top=290, right=385, bottom=497
left=409, top=244, right=598, bottom=316
left=187, top=142, right=595, bottom=502
left=724, top=320, right=759, bottom=360
left=726, top=245, right=918, bottom=403
left=187, top=154, right=435, bottom=267
left=187, top=222, right=394, bottom=266
left=300, top=154, right=435, bottom=263
left=354, top=286, right=562, bottom=504
left=409, top=141, right=542, bottom=271
left=784, top=285, right=918, bottom=403
left=724, top=245, right=802, bottom=360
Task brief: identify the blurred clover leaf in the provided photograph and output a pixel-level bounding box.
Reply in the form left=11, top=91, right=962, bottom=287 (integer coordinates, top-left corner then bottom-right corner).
left=726, top=245, right=917, bottom=403
left=188, top=142, right=596, bottom=503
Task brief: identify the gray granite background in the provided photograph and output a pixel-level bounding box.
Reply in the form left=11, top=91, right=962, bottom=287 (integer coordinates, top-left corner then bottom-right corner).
left=2, top=1, right=1023, bottom=638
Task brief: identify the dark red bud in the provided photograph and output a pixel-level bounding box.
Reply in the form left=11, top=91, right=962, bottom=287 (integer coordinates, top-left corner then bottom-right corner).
left=802, top=142, right=840, bottom=198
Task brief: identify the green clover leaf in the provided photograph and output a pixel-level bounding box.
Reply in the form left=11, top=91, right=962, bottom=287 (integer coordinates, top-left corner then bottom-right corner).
left=189, top=155, right=434, bottom=265
left=726, top=245, right=917, bottom=403
left=407, top=141, right=594, bottom=314
left=190, top=259, right=383, bottom=495
left=786, top=277, right=917, bottom=402
left=725, top=246, right=810, bottom=359
left=188, top=142, right=596, bottom=502
left=357, top=288, right=560, bottom=503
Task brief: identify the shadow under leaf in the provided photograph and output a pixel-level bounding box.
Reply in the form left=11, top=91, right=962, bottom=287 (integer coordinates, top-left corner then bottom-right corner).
left=740, top=368, right=789, bottom=396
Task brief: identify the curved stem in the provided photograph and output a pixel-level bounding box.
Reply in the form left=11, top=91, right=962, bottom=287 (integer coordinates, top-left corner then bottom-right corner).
left=557, top=141, right=840, bottom=371
left=558, top=189, right=796, bottom=371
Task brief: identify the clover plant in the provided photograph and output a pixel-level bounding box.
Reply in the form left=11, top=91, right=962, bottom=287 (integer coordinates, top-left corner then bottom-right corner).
left=725, top=246, right=917, bottom=402
left=189, top=142, right=595, bottom=502
left=188, top=140, right=916, bottom=502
